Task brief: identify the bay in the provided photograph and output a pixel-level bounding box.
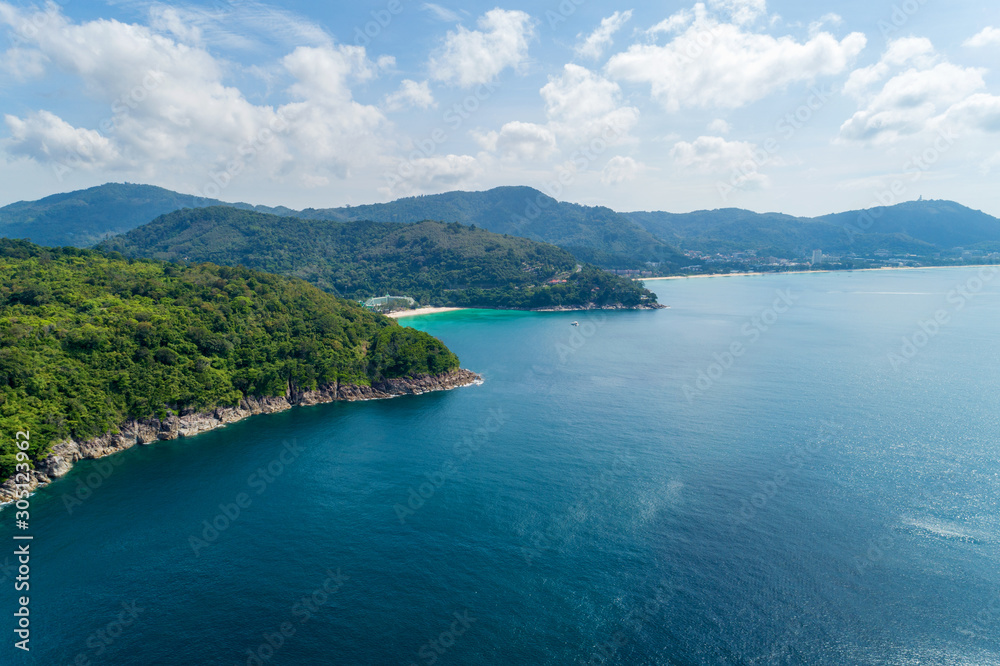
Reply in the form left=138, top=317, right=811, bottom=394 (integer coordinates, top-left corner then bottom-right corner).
left=3, top=266, right=999, bottom=665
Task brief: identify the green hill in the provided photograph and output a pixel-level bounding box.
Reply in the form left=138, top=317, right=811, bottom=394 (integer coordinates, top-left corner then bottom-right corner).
left=0, top=183, right=686, bottom=269
left=297, top=186, right=688, bottom=269
left=99, top=207, right=661, bottom=310
left=0, top=182, right=288, bottom=248
left=623, top=200, right=1000, bottom=258
left=0, top=239, right=462, bottom=480
left=6, top=183, right=998, bottom=270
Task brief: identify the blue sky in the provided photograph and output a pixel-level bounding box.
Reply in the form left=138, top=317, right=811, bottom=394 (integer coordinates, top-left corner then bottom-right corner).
left=1, top=0, right=999, bottom=216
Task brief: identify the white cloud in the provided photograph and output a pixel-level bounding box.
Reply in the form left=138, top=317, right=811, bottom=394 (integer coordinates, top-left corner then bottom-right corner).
left=1, top=46, right=48, bottom=80
left=707, top=118, right=731, bottom=134
left=647, top=10, right=694, bottom=36
left=808, top=13, right=842, bottom=37
left=575, top=10, right=632, bottom=60
left=5, top=110, right=122, bottom=168
left=670, top=135, right=768, bottom=187
left=707, top=0, right=767, bottom=26
left=143, top=1, right=332, bottom=52
left=428, top=9, right=535, bottom=87
left=981, top=152, right=1000, bottom=175
left=942, top=93, right=1000, bottom=133
left=280, top=45, right=390, bottom=176
left=477, top=121, right=557, bottom=161
left=383, top=79, right=436, bottom=111
left=606, top=7, right=866, bottom=111
left=149, top=6, right=203, bottom=45
left=601, top=155, right=642, bottom=184
left=470, top=64, right=638, bottom=170
left=840, top=38, right=1000, bottom=144
left=840, top=63, right=984, bottom=143
left=842, top=36, right=936, bottom=100
left=0, top=4, right=390, bottom=186
left=541, top=64, right=640, bottom=144
left=964, top=27, right=1000, bottom=48
left=421, top=3, right=463, bottom=22
left=385, top=154, right=483, bottom=196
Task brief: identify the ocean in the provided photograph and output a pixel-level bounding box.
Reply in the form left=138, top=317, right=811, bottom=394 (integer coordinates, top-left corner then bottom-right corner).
left=3, top=266, right=999, bottom=665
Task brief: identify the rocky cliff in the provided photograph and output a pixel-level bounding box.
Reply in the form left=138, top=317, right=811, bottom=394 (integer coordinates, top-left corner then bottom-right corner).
left=0, top=369, right=481, bottom=504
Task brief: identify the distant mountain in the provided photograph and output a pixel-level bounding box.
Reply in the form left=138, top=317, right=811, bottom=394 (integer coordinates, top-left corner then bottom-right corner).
left=0, top=182, right=293, bottom=248
left=5, top=182, right=999, bottom=268
left=99, top=207, right=661, bottom=310
left=1, top=183, right=685, bottom=269
left=296, top=186, right=687, bottom=269
left=623, top=200, right=1000, bottom=258
left=814, top=200, right=1000, bottom=249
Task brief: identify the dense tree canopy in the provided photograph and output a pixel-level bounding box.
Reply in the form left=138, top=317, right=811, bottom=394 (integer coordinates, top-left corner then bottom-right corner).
left=0, top=239, right=458, bottom=479
left=100, top=208, right=661, bottom=309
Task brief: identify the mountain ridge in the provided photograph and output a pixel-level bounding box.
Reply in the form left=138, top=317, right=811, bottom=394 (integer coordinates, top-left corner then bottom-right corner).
left=4, top=183, right=999, bottom=266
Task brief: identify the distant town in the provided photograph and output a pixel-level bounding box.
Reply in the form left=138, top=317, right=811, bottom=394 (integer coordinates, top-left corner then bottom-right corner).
left=607, top=247, right=1000, bottom=278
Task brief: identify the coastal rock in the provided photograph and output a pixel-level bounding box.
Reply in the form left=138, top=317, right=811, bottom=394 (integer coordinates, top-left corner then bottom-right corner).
left=0, top=369, right=482, bottom=504
left=530, top=302, right=666, bottom=312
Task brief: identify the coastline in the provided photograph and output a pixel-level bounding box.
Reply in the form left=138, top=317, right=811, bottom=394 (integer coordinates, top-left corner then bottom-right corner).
left=388, top=307, right=466, bottom=319
left=0, top=368, right=482, bottom=505
left=640, top=264, right=1000, bottom=281
left=391, top=303, right=664, bottom=317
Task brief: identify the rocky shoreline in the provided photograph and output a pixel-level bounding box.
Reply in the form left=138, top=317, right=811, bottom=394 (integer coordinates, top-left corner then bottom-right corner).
left=0, top=368, right=481, bottom=504
left=530, top=302, right=666, bottom=312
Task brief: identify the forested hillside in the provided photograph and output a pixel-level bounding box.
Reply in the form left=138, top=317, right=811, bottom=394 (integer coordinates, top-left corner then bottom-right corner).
left=100, top=207, right=661, bottom=309
left=0, top=239, right=459, bottom=479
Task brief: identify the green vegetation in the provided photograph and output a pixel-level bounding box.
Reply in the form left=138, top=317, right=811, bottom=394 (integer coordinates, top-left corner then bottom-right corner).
left=298, top=186, right=689, bottom=269
left=623, top=200, right=1000, bottom=258
left=99, top=207, right=660, bottom=309
left=0, top=183, right=688, bottom=269
left=8, top=183, right=999, bottom=274
left=0, top=239, right=458, bottom=480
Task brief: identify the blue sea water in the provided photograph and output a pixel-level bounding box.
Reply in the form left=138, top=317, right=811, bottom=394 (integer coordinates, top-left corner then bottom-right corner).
left=2, top=266, right=1000, bottom=665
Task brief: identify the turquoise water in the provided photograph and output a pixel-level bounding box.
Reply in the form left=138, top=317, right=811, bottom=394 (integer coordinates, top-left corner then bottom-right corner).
left=3, top=267, right=1000, bottom=665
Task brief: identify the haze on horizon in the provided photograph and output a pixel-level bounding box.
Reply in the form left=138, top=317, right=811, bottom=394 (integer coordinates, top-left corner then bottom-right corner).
left=1, top=0, right=998, bottom=218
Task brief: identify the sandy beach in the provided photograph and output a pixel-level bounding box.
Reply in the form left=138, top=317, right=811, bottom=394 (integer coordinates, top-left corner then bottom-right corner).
left=639, top=265, right=998, bottom=282
left=387, top=307, right=466, bottom=319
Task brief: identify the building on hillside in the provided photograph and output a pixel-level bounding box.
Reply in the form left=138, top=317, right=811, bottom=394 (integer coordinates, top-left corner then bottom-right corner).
left=362, top=294, right=416, bottom=313
left=811, top=249, right=823, bottom=265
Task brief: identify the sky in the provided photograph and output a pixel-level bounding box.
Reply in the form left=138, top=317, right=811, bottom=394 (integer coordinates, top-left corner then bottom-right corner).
left=1, top=0, right=999, bottom=216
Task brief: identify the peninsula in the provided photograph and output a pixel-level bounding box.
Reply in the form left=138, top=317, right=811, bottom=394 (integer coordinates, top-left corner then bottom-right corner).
left=0, top=240, right=480, bottom=501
